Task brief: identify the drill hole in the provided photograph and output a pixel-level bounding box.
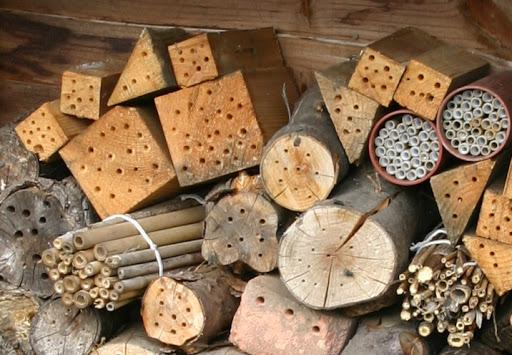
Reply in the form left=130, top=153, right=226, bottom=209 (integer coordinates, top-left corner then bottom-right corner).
left=110, top=193, right=115, bottom=199
left=312, top=326, right=320, bottom=332
left=368, top=55, right=375, bottom=61
left=418, top=74, right=424, bottom=80
left=256, top=296, right=265, bottom=304
left=22, top=209, right=30, bottom=217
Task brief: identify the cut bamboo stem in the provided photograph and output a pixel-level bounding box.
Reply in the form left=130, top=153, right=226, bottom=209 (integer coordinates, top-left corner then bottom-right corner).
left=117, top=253, right=203, bottom=279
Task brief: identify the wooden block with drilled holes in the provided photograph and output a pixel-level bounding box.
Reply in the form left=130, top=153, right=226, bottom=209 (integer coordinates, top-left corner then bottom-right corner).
left=315, top=61, right=383, bottom=165
left=229, top=275, right=356, bottom=355
left=348, top=27, right=442, bottom=107
left=394, top=45, right=489, bottom=120
left=15, top=100, right=90, bottom=161
left=155, top=67, right=298, bottom=187
left=60, top=62, right=121, bottom=120
left=168, top=28, right=283, bottom=88
left=430, top=159, right=495, bottom=244
left=59, top=106, right=180, bottom=219
left=108, top=28, right=187, bottom=106
left=464, top=235, right=512, bottom=296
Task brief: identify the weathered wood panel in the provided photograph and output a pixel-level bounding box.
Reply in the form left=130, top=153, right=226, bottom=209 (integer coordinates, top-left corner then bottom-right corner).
left=2, top=0, right=511, bottom=59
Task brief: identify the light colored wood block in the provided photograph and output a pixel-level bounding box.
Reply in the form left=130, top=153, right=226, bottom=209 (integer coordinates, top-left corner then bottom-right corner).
left=315, top=60, right=382, bottom=165
left=394, top=45, right=488, bottom=120
left=169, top=28, right=283, bottom=87
left=15, top=100, right=90, bottom=161
left=59, top=106, right=180, bottom=219
left=60, top=61, right=121, bottom=119
left=155, top=67, right=298, bottom=187
left=108, top=28, right=186, bottom=106
left=476, top=189, right=512, bottom=244
left=464, top=235, right=512, bottom=296
left=348, top=27, right=442, bottom=107
left=430, top=159, right=495, bottom=243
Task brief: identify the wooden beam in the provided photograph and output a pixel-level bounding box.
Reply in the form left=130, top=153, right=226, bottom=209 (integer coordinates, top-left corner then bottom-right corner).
left=155, top=67, right=298, bottom=187
left=315, top=60, right=383, bottom=165
left=348, top=27, right=443, bottom=107
left=230, top=275, right=356, bottom=355
left=394, top=45, right=489, bottom=120
left=59, top=106, right=180, bottom=219
left=169, top=28, right=283, bottom=87
left=15, top=100, right=90, bottom=161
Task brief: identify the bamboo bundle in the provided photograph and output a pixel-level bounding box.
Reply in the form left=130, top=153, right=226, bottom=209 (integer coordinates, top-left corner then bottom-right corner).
left=41, top=205, right=206, bottom=311
left=398, top=234, right=496, bottom=348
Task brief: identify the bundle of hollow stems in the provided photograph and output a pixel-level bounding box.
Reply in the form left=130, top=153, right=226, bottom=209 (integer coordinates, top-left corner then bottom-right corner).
left=42, top=206, right=205, bottom=311
left=398, top=237, right=496, bottom=348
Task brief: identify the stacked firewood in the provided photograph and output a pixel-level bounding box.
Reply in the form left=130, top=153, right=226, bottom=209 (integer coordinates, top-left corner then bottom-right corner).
left=41, top=205, right=205, bottom=310
left=398, top=235, right=496, bottom=347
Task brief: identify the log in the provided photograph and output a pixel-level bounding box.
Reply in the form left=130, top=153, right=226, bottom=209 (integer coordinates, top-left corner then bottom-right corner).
left=108, top=28, right=187, bottom=106
left=59, top=105, right=181, bottom=219
left=74, top=205, right=205, bottom=250
left=15, top=99, right=90, bottom=161
left=60, top=61, right=121, bottom=120
left=261, top=84, right=349, bottom=212
left=91, top=324, right=172, bottom=355
left=463, top=235, right=512, bottom=296
left=430, top=159, right=496, bottom=243
left=480, top=296, right=512, bottom=352
left=0, top=178, right=91, bottom=297
left=168, top=28, right=283, bottom=87
left=394, top=45, right=488, bottom=120
left=0, top=287, right=39, bottom=355
left=315, top=60, right=384, bottom=165
left=198, top=347, right=246, bottom=355
left=155, top=67, right=298, bottom=187
left=279, top=163, right=437, bottom=312
left=107, top=239, right=203, bottom=267
left=341, top=308, right=437, bottom=355
left=93, top=222, right=203, bottom=259
left=30, top=298, right=130, bottom=355
left=0, top=123, right=38, bottom=193
left=142, top=266, right=239, bottom=352
left=230, top=274, right=356, bottom=355
left=202, top=174, right=287, bottom=272
left=348, top=27, right=442, bottom=107
left=438, top=341, right=501, bottom=355
left=117, top=252, right=204, bottom=279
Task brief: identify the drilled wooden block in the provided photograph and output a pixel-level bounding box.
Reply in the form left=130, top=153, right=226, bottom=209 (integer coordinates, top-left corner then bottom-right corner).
left=169, top=28, right=283, bottom=87
left=430, top=159, right=495, bottom=243
left=60, top=106, right=180, bottom=219
left=348, top=27, right=442, bottom=107
left=394, top=45, right=488, bottom=120
left=108, top=28, right=187, bottom=106
left=464, top=235, right=512, bottom=296
left=229, top=275, right=356, bottom=355
left=477, top=189, right=512, bottom=244
left=155, top=67, right=297, bottom=187
left=61, top=62, right=121, bottom=119
left=315, top=61, right=382, bottom=165
left=15, top=100, right=89, bottom=161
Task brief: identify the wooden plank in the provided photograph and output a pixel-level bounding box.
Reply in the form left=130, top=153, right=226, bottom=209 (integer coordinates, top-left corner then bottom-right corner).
left=2, top=1, right=512, bottom=59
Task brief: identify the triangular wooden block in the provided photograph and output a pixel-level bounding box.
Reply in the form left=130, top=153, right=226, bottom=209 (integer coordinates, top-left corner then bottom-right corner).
left=108, top=28, right=186, bottom=106
left=315, top=61, right=382, bottom=165
left=464, top=235, right=512, bottom=296
left=430, top=159, right=495, bottom=243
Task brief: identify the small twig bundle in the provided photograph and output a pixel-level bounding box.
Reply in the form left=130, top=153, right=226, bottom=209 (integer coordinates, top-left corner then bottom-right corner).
left=41, top=206, right=205, bottom=311
left=399, top=235, right=496, bottom=348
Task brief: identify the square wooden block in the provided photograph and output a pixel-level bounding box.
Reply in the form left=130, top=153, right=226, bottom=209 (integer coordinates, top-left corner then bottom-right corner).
left=60, top=106, right=180, bottom=219
left=155, top=67, right=297, bottom=186
left=15, top=100, right=90, bottom=161
left=348, top=27, right=442, bottom=107
left=60, top=62, right=120, bottom=120
left=477, top=189, right=512, bottom=244
left=169, top=28, right=283, bottom=87
left=394, top=45, right=488, bottom=120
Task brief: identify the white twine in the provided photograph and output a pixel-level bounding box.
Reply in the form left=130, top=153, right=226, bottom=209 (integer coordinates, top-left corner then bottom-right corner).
left=463, top=261, right=477, bottom=267
left=180, top=194, right=206, bottom=205
left=104, top=214, right=163, bottom=277
left=410, top=226, right=449, bottom=253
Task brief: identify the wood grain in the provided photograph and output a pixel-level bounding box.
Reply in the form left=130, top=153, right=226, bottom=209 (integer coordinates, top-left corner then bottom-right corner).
left=2, top=0, right=511, bottom=58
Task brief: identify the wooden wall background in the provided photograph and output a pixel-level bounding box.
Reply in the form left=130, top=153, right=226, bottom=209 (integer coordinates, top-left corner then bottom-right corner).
left=1, top=0, right=512, bottom=126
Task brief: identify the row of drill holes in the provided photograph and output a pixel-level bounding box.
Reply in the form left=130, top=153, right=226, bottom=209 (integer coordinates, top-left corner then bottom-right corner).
left=409, top=90, right=435, bottom=102
left=122, top=74, right=151, bottom=91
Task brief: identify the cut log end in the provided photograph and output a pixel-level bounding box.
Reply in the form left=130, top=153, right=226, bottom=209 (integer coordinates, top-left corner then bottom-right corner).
left=279, top=205, right=397, bottom=309
left=261, top=134, right=338, bottom=211
left=203, top=191, right=279, bottom=272
left=142, top=277, right=204, bottom=346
